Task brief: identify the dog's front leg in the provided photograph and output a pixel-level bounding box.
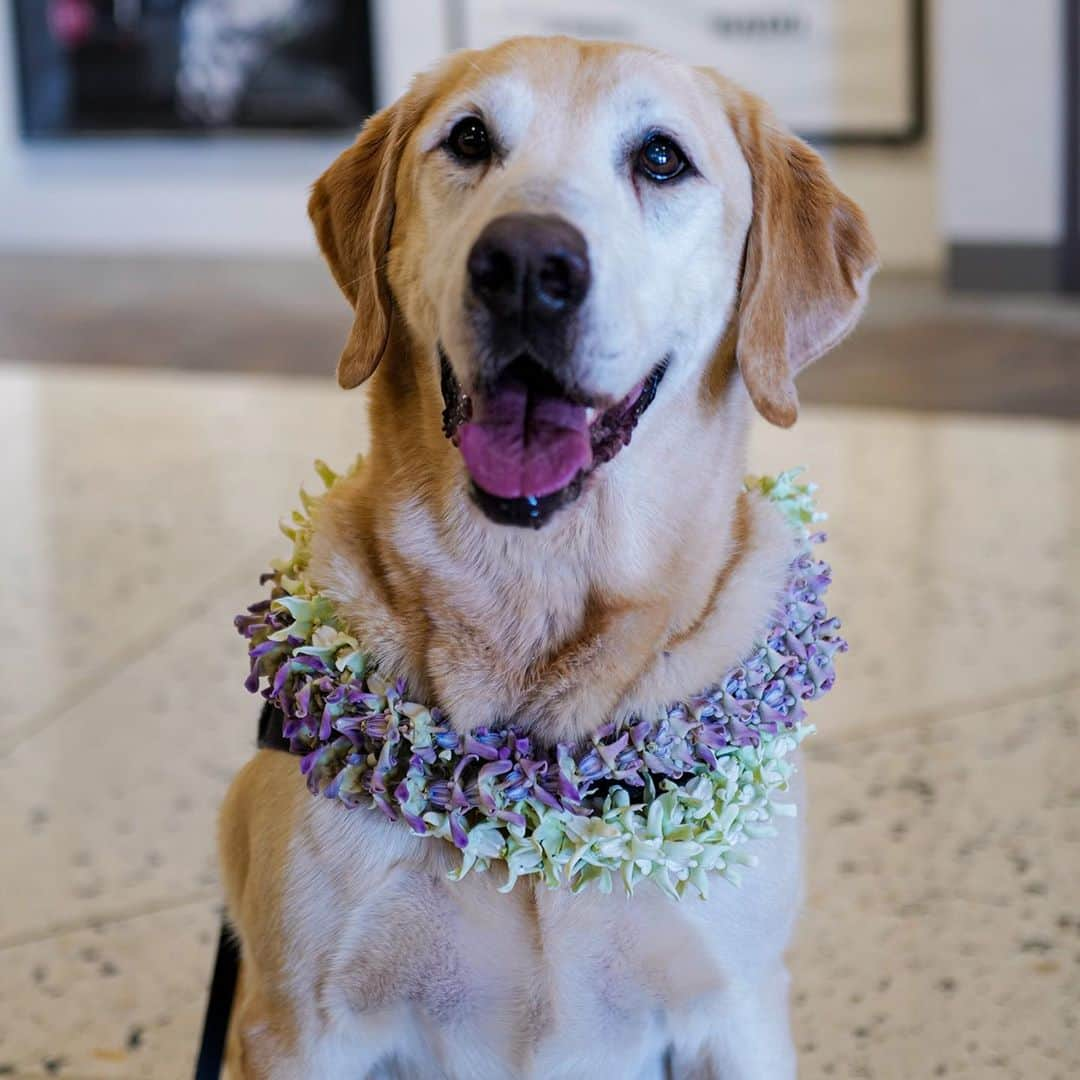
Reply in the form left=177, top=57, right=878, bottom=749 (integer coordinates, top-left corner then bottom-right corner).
left=225, top=991, right=405, bottom=1080
left=668, top=966, right=797, bottom=1080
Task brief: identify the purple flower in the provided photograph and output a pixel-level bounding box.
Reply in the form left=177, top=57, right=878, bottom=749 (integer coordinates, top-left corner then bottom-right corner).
left=427, top=781, right=451, bottom=809
left=234, top=484, right=844, bottom=892
left=448, top=810, right=470, bottom=849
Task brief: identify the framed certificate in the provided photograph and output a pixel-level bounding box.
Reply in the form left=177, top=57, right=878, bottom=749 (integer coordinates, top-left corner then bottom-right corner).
left=452, top=0, right=925, bottom=145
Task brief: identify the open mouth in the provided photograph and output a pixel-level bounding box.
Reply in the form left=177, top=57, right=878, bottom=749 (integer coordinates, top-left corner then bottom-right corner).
left=439, top=348, right=668, bottom=528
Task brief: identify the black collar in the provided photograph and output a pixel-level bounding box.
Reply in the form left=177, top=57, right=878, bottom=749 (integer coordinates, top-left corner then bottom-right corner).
left=256, top=702, right=291, bottom=753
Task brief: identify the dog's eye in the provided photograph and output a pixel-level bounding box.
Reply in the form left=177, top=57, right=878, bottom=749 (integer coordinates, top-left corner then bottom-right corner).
left=637, top=134, right=688, bottom=182
left=446, top=116, right=491, bottom=163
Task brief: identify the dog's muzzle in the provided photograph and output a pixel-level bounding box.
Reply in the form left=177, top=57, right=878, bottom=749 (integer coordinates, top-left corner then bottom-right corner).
left=440, top=348, right=668, bottom=528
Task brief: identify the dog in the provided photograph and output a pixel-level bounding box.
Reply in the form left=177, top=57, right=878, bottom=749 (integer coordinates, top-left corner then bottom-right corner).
left=219, top=35, right=876, bottom=1079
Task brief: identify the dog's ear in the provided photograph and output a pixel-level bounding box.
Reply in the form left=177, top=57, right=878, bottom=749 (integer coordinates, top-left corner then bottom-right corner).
left=308, top=85, right=428, bottom=390
left=722, top=87, right=878, bottom=427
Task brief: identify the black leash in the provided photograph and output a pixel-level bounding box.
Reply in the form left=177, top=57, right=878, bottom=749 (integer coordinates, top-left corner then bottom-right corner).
left=194, top=704, right=289, bottom=1078
left=194, top=921, right=240, bottom=1079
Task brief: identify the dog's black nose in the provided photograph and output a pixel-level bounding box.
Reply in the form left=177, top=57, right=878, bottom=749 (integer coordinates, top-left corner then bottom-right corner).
left=468, top=213, right=590, bottom=324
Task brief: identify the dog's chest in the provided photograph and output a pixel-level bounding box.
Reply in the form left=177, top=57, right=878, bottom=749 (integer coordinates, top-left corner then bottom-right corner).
left=291, top=808, right=723, bottom=1078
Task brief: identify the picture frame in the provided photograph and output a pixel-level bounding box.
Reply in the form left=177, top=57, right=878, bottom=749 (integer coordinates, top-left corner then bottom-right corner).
left=11, top=0, right=376, bottom=138
left=450, top=0, right=926, bottom=146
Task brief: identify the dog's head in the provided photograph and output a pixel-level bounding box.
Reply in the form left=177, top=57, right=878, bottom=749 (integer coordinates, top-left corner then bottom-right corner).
left=309, top=37, right=876, bottom=528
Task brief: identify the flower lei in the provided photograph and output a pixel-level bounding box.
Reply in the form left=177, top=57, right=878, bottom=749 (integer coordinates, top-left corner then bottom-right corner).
left=236, top=463, right=844, bottom=900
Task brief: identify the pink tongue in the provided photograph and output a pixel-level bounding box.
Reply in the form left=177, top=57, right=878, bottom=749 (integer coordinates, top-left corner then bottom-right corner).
left=458, top=380, right=592, bottom=499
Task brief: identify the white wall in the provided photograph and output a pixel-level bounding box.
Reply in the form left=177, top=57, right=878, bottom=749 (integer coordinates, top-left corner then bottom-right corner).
left=0, top=0, right=445, bottom=255
left=935, top=0, right=1064, bottom=245
left=828, top=122, right=940, bottom=273
left=0, top=0, right=940, bottom=267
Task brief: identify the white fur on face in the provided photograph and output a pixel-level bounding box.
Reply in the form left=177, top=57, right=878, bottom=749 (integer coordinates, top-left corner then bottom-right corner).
left=391, top=44, right=753, bottom=409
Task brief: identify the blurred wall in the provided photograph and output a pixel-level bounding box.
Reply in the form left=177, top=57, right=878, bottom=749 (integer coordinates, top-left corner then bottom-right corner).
left=0, top=1, right=423, bottom=255
left=0, top=3, right=958, bottom=274
left=937, top=0, right=1063, bottom=244
left=936, top=0, right=1066, bottom=289
left=828, top=122, right=939, bottom=273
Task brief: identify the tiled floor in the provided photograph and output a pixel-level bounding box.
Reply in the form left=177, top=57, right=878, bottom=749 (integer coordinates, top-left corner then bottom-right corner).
left=1, top=362, right=1077, bottom=1078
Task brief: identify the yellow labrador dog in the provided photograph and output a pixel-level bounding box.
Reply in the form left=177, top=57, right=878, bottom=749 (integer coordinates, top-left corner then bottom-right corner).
left=220, top=35, right=876, bottom=1079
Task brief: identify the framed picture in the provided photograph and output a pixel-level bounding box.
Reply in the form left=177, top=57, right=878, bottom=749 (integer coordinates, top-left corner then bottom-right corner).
left=13, top=0, right=375, bottom=137
left=452, top=0, right=925, bottom=145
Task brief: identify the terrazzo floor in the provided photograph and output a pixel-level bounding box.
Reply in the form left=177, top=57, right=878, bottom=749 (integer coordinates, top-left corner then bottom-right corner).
left=1, top=362, right=1077, bottom=1079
